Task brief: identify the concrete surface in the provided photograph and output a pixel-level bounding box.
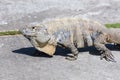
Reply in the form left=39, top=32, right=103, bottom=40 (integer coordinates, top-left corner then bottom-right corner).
left=0, top=0, right=120, bottom=31
left=0, top=0, right=120, bottom=80
left=0, top=35, right=120, bottom=80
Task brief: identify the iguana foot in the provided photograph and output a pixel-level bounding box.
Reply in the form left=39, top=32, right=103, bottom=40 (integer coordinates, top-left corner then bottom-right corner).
left=65, top=54, right=78, bottom=61
left=100, top=50, right=116, bottom=62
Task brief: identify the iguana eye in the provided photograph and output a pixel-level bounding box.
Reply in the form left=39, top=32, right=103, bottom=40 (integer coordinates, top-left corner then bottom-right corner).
left=32, top=26, right=35, bottom=29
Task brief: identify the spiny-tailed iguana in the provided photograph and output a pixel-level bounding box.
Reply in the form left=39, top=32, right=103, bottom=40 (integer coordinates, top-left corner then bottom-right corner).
left=20, top=17, right=120, bottom=62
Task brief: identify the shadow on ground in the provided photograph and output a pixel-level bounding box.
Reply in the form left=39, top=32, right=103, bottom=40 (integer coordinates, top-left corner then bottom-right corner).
left=12, top=47, right=53, bottom=58
left=12, top=44, right=119, bottom=58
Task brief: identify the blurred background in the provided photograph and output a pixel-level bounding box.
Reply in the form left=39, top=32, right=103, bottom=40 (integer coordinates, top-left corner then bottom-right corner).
left=0, top=0, right=120, bottom=31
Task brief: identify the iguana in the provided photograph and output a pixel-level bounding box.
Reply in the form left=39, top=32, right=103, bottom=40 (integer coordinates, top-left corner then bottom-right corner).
left=20, top=17, right=120, bottom=62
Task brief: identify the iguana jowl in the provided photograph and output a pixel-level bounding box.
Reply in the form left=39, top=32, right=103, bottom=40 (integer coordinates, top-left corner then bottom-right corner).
left=20, top=17, right=119, bottom=62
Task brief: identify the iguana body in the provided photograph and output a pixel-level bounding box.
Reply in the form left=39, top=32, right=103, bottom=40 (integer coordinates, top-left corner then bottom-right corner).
left=20, top=17, right=119, bottom=62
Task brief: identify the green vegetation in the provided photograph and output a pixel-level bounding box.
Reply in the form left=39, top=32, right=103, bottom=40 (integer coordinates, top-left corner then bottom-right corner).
left=0, top=30, right=21, bottom=36
left=0, top=23, right=120, bottom=36
left=105, top=23, right=120, bottom=28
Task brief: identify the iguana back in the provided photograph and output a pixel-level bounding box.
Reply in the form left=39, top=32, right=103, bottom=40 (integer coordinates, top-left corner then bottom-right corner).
left=41, top=17, right=106, bottom=47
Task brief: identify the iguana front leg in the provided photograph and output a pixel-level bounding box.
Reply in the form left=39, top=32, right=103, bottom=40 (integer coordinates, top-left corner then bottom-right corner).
left=94, top=34, right=115, bottom=62
left=63, top=43, right=79, bottom=61
left=54, top=30, right=79, bottom=61
left=56, top=39, right=79, bottom=61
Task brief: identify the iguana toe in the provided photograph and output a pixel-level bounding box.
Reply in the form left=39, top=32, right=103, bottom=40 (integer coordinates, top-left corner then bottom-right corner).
left=65, top=54, right=78, bottom=61
left=100, top=51, right=116, bottom=62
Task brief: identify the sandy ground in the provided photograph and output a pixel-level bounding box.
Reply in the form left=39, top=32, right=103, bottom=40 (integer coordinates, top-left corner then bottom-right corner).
left=0, top=0, right=120, bottom=80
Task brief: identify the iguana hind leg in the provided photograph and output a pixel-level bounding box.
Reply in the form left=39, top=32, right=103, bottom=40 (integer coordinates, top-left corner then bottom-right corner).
left=94, top=34, right=116, bottom=62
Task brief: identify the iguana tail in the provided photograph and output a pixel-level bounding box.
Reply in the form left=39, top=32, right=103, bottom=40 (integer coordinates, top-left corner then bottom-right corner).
left=107, top=28, right=120, bottom=44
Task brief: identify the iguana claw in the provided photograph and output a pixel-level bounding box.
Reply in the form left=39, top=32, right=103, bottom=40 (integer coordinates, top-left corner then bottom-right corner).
left=65, top=54, right=78, bottom=61
left=100, top=51, right=116, bottom=62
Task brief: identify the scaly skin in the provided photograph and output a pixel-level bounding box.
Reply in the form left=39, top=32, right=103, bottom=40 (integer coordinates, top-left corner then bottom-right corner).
left=20, top=17, right=119, bottom=62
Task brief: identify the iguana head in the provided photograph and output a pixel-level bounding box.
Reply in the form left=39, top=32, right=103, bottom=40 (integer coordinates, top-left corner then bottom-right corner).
left=20, top=25, right=49, bottom=39
left=20, top=24, right=56, bottom=56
